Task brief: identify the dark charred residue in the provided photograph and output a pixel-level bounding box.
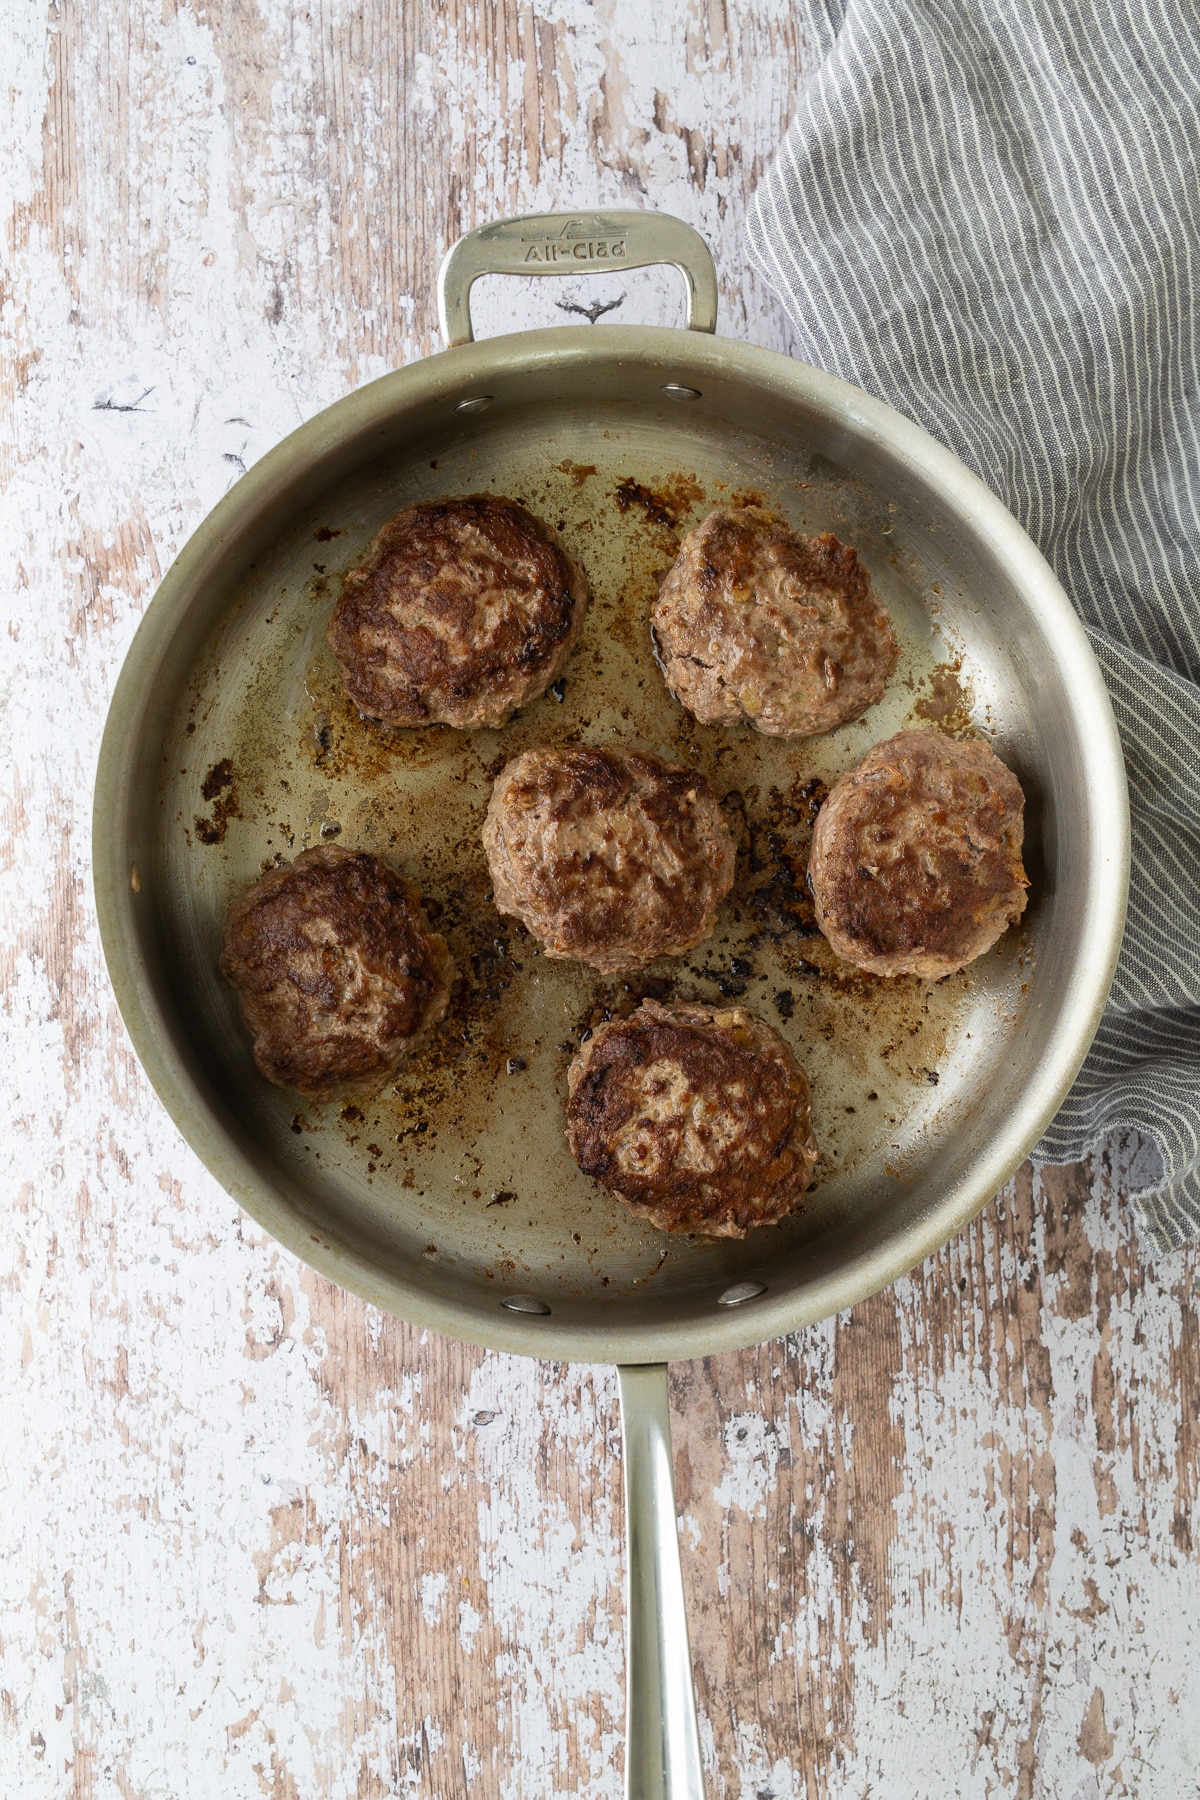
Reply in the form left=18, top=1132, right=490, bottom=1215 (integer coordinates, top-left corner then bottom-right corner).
left=557, top=460, right=598, bottom=486
left=615, top=479, right=676, bottom=528
left=550, top=678, right=567, bottom=703
left=195, top=758, right=239, bottom=843
left=506, top=1056, right=526, bottom=1074
left=689, top=965, right=748, bottom=998
left=613, top=471, right=703, bottom=531
left=572, top=973, right=674, bottom=1043
left=201, top=758, right=234, bottom=802
left=740, top=776, right=827, bottom=941
left=487, top=1190, right=515, bottom=1207
left=774, top=990, right=795, bottom=1019
left=622, top=974, right=673, bottom=1005
left=314, top=525, right=343, bottom=542
left=303, top=645, right=468, bottom=783
left=372, top=879, right=529, bottom=1151
left=716, top=786, right=751, bottom=853
left=471, top=927, right=516, bottom=1005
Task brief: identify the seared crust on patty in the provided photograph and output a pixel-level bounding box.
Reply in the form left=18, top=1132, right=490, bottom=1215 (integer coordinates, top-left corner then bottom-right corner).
left=809, top=730, right=1029, bottom=979
left=566, top=999, right=818, bottom=1237
left=652, top=507, right=898, bottom=737
left=327, top=494, right=588, bottom=729
left=482, top=745, right=736, bottom=973
left=220, top=846, right=453, bottom=1097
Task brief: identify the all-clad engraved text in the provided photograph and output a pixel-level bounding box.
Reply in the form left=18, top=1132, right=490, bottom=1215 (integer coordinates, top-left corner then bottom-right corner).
left=523, top=237, right=627, bottom=264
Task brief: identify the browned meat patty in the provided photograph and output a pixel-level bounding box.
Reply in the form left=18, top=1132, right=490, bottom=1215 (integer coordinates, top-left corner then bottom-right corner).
left=809, top=730, right=1029, bottom=979
left=566, top=999, right=818, bottom=1237
left=651, top=507, right=898, bottom=737
left=482, top=746, right=736, bottom=973
left=220, top=846, right=453, bottom=1097
left=327, top=494, right=588, bottom=729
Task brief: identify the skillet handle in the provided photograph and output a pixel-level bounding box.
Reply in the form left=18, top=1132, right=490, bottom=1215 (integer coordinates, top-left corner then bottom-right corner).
left=437, top=210, right=718, bottom=347
left=617, top=1363, right=707, bottom=1800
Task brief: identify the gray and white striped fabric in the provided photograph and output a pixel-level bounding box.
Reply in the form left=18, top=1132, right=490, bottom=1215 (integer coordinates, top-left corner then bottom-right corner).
left=747, top=0, right=1200, bottom=1250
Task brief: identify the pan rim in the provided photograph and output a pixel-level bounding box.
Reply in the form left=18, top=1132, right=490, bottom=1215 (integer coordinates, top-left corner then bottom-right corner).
left=92, top=323, right=1130, bottom=1361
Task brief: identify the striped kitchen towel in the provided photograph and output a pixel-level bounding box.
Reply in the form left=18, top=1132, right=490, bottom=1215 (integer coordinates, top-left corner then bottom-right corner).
left=748, top=0, right=1200, bottom=1249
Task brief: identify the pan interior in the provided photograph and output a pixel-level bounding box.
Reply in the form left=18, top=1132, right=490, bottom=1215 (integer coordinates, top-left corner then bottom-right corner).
left=136, top=368, right=1055, bottom=1342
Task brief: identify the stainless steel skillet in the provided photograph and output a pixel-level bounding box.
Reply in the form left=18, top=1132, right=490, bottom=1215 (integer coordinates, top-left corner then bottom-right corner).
left=93, top=210, right=1128, bottom=1797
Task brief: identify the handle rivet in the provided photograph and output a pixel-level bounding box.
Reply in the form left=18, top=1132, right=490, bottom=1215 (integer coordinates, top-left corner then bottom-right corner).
left=502, top=1293, right=551, bottom=1315
left=661, top=383, right=702, bottom=400
left=455, top=395, right=494, bottom=414
left=717, top=1281, right=767, bottom=1307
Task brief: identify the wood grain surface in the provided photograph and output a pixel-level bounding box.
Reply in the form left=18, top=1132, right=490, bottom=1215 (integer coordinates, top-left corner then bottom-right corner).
left=2, top=2, right=1198, bottom=1795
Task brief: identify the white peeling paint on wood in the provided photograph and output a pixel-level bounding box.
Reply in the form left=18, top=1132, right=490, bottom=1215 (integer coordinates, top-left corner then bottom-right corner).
left=2, top=1, right=1199, bottom=1795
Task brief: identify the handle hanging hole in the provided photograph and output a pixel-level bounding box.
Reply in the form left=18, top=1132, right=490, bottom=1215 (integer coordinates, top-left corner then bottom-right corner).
left=455, top=395, right=494, bottom=414
left=661, top=382, right=702, bottom=400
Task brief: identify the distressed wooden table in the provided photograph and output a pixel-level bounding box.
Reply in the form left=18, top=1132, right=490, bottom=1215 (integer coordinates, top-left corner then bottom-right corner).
left=3, top=4, right=1198, bottom=1795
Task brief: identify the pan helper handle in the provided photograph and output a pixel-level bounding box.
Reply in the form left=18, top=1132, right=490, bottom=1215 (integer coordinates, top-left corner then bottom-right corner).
left=617, top=1364, right=707, bottom=1800
left=437, top=210, right=719, bottom=347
